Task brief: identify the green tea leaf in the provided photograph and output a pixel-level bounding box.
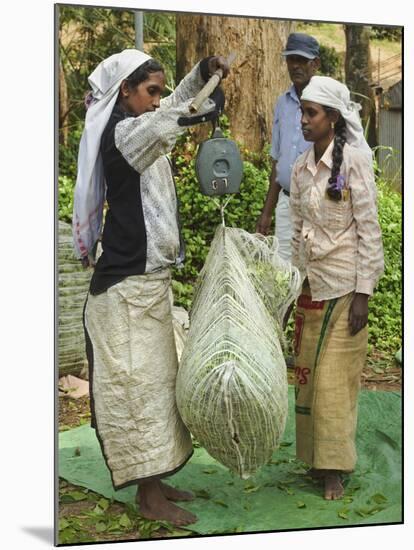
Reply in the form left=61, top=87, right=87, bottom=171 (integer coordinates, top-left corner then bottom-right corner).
left=95, top=522, right=107, bottom=533
left=68, top=518, right=83, bottom=532
left=168, top=529, right=193, bottom=537
left=92, top=504, right=105, bottom=515
left=195, top=489, right=211, bottom=499
left=373, top=366, right=385, bottom=374
left=346, top=483, right=361, bottom=495
left=59, top=518, right=69, bottom=531
left=213, top=499, right=229, bottom=508
left=59, top=527, right=77, bottom=544
left=375, top=429, right=399, bottom=450
left=243, top=484, right=260, bottom=494
left=65, top=491, right=88, bottom=501
left=356, top=505, right=385, bottom=517
left=371, top=493, right=388, bottom=504
left=278, top=482, right=295, bottom=495
left=97, top=498, right=109, bottom=511
left=126, top=502, right=138, bottom=515
left=292, top=468, right=307, bottom=475
left=107, top=527, right=123, bottom=534
left=119, top=513, right=132, bottom=528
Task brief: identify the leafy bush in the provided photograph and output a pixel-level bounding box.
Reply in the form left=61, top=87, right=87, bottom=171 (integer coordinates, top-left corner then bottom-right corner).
left=171, top=126, right=270, bottom=308
left=60, top=7, right=177, bottom=130
left=367, top=180, right=402, bottom=357
left=370, top=26, right=402, bottom=41
left=60, top=7, right=136, bottom=126
left=59, top=123, right=83, bottom=182
left=58, top=122, right=83, bottom=222
left=58, top=175, right=75, bottom=223
left=319, top=44, right=341, bottom=78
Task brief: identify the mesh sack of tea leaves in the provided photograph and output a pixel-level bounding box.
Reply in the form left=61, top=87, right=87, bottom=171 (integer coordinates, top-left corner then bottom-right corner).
left=176, top=225, right=302, bottom=478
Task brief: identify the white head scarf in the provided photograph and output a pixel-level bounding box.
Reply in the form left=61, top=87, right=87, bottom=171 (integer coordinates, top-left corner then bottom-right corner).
left=72, top=49, right=151, bottom=259
left=300, top=75, right=372, bottom=160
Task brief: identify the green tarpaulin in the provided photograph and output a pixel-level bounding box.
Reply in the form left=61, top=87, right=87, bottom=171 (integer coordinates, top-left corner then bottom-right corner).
left=59, top=387, right=402, bottom=534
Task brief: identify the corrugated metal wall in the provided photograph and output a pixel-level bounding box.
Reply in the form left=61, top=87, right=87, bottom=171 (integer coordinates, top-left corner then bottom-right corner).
left=378, top=80, right=402, bottom=191
left=378, top=109, right=402, bottom=190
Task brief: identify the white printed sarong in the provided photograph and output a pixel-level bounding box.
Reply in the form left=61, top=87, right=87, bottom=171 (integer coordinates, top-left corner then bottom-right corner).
left=84, top=270, right=192, bottom=488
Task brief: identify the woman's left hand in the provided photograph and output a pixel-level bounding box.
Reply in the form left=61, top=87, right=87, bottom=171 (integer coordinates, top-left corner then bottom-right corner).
left=208, top=56, right=230, bottom=79
left=348, top=293, right=369, bottom=336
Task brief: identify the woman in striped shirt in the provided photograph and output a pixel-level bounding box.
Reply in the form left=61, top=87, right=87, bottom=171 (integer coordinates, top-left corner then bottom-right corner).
left=290, top=76, right=384, bottom=500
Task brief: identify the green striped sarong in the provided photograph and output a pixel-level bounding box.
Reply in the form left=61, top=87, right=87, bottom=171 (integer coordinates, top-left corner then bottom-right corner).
left=294, top=283, right=368, bottom=471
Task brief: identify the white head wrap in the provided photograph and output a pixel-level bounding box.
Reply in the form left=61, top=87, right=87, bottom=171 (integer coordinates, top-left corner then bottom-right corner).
left=300, top=75, right=372, bottom=160
left=72, top=49, right=151, bottom=259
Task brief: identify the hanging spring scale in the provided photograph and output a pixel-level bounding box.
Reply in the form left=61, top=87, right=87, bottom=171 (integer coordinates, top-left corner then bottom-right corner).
left=190, top=53, right=243, bottom=226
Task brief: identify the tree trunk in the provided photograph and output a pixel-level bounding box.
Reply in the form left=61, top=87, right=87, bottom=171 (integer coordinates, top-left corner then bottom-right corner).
left=176, top=14, right=295, bottom=152
left=344, top=24, right=377, bottom=147
left=59, top=57, right=69, bottom=146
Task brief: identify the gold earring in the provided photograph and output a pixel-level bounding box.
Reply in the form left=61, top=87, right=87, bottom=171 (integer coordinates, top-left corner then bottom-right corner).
left=331, top=122, right=335, bottom=129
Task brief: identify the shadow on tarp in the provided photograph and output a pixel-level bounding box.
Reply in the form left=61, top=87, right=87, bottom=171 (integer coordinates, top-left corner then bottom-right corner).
left=58, top=387, right=402, bottom=535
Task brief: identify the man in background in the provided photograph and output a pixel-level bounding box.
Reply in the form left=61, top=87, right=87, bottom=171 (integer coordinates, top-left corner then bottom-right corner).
left=256, top=32, right=320, bottom=261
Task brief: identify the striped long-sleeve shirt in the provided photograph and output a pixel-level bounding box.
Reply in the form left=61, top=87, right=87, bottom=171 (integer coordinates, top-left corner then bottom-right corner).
left=290, top=139, right=384, bottom=301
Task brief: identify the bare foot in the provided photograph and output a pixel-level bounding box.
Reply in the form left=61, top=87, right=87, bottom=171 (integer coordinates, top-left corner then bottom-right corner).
left=137, top=480, right=197, bottom=527
left=159, top=481, right=195, bottom=502
left=323, top=472, right=344, bottom=500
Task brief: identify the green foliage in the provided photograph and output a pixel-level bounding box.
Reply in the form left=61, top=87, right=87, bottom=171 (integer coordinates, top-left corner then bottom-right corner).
left=143, top=12, right=177, bottom=91
left=59, top=6, right=136, bottom=126
left=58, top=121, right=83, bottom=222
left=319, top=44, right=341, bottom=78
left=58, top=7, right=178, bottom=215
left=370, top=26, right=402, bottom=41
left=59, top=122, right=83, bottom=185
left=368, top=179, right=401, bottom=357
left=58, top=175, right=75, bottom=223
left=171, top=129, right=270, bottom=308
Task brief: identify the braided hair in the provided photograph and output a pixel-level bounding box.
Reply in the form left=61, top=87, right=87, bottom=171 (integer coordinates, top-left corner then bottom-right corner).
left=324, top=107, right=347, bottom=201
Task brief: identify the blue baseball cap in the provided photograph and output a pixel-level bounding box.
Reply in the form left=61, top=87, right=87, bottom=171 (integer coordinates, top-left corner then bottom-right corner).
left=282, top=33, right=320, bottom=59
